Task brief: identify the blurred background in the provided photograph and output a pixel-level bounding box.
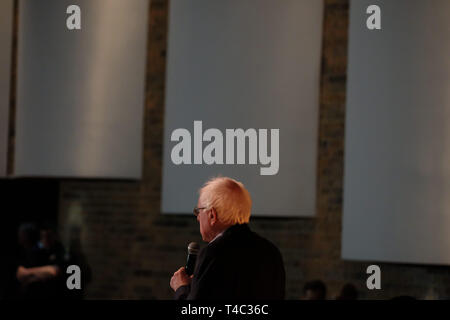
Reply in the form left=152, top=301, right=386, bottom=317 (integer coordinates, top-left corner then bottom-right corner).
left=1, top=0, right=450, bottom=300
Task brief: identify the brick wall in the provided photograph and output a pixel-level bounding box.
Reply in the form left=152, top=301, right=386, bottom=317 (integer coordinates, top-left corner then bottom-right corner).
left=58, top=0, right=450, bottom=299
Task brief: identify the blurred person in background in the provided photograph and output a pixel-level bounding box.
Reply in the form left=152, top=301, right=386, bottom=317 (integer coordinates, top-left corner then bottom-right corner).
left=335, top=283, right=358, bottom=300
left=15, top=222, right=66, bottom=299
left=303, top=280, right=327, bottom=300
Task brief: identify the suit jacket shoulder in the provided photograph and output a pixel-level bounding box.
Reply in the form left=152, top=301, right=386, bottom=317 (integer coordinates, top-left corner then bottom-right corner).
left=179, top=223, right=285, bottom=300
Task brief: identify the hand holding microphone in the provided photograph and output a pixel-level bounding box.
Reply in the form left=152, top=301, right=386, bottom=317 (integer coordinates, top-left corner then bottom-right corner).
left=170, top=242, right=199, bottom=292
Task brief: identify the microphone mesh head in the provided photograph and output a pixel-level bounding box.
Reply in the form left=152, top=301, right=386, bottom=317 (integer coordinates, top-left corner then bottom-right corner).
left=188, top=242, right=200, bottom=254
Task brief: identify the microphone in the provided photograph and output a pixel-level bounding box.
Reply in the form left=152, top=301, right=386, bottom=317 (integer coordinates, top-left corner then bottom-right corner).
left=185, top=242, right=200, bottom=276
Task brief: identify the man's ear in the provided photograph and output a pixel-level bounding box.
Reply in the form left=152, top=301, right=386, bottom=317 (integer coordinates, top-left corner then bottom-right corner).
left=209, top=208, right=218, bottom=225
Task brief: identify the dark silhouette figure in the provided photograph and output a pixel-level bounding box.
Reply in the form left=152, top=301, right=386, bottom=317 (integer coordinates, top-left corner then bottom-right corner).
left=336, top=283, right=358, bottom=300
left=14, top=222, right=64, bottom=299
left=303, top=280, right=327, bottom=300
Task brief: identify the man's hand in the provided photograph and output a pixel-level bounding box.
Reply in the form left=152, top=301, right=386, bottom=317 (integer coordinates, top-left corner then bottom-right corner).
left=170, top=267, right=193, bottom=292
left=16, top=266, right=31, bottom=284
left=16, top=265, right=60, bottom=285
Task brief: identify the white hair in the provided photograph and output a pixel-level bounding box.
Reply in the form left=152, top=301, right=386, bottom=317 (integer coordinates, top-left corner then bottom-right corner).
left=199, top=177, right=252, bottom=225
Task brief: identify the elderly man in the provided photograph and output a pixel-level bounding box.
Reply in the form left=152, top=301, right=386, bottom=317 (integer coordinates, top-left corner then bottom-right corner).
left=170, top=177, right=285, bottom=300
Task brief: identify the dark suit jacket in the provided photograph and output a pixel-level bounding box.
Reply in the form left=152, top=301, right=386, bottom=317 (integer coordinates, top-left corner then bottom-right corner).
left=174, top=223, right=285, bottom=300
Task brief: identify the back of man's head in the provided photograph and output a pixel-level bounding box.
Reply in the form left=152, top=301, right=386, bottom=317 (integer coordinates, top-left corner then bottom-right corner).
left=199, top=177, right=252, bottom=225
left=303, top=280, right=327, bottom=300
left=18, top=222, right=39, bottom=247
left=336, top=283, right=358, bottom=300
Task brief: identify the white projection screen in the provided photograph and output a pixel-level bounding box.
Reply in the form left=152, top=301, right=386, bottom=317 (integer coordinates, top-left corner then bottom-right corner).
left=343, top=0, right=450, bottom=265
left=162, top=0, right=323, bottom=216
left=15, top=0, right=148, bottom=179
left=0, top=0, right=13, bottom=177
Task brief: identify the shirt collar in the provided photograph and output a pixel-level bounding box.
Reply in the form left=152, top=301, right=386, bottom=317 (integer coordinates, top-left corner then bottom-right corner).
left=209, top=231, right=224, bottom=244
